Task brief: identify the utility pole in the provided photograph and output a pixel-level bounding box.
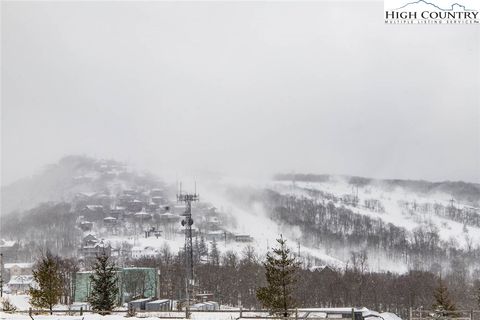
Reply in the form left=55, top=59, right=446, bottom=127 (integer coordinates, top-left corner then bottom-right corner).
left=177, top=184, right=199, bottom=315
left=0, top=253, right=3, bottom=297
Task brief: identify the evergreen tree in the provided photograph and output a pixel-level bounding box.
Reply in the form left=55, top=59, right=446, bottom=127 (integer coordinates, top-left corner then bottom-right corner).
left=194, top=236, right=200, bottom=264
left=432, top=278, right=456, bottom=318
left=199, top=236, right=208, bottom=257
left=29, top=251, right=63, bottom=314
left=477, top=284, right=480, bottom=309
left=256, top=235, right=299, bottom=317
left=210, top=239, right=220, bottom=266
left=88, top=252, right=119, bottom=313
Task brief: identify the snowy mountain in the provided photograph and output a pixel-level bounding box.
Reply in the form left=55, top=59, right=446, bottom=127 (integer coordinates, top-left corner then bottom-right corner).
left=1, top=155, right=165, bottom=215
left=1, top=156, right=479, bottom=274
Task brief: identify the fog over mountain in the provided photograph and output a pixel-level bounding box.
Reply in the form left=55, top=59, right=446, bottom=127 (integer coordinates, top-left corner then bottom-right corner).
left=1, top=155, right=479, bottom=273
left=2, top=1, right=479, bottom=187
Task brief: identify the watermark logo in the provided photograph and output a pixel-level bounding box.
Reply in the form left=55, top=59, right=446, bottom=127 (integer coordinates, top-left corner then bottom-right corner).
left=384, top=0, right=479, bottom=24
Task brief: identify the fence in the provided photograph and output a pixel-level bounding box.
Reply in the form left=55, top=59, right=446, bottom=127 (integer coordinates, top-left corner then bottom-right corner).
left=9, top=308, right=480, bottom=320
left=10, top=307, right=356, bottom=320
left=410, top=309, right=480, bottom=320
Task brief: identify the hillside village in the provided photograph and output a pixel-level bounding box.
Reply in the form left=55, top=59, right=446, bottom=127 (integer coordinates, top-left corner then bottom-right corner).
left=2, top=157, right=480, bottom=313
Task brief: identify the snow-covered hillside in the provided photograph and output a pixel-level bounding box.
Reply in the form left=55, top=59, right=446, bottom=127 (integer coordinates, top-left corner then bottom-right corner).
left=2, top=156, right=479, bottom=274
left=271, top=177, right=480, bottom=249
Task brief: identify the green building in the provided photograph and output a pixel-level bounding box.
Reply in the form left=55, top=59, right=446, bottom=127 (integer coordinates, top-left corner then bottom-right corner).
left=74, top=267, right=158, bottom=304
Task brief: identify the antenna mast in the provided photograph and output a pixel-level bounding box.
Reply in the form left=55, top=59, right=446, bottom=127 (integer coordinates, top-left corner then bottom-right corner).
left=177, top=184, right=199, bottom=310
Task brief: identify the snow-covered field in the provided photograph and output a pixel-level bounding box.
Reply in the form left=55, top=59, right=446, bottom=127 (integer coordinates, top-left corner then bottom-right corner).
left=0, top=312, right=240, bottom=320
left=0, top=309, right=403, bottom=320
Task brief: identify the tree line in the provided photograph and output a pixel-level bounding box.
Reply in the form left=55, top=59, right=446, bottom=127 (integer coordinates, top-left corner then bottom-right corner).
left=16, top=237, right=480, bottom=319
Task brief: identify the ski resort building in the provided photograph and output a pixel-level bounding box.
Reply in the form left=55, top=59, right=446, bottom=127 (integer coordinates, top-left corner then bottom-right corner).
left=74, top=267, right=158, bottom=304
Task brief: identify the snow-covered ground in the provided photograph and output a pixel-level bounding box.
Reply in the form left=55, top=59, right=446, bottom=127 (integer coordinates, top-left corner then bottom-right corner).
left=0, top=309, right=403, bottom=320
left=0, top=308, right=401, bottom=320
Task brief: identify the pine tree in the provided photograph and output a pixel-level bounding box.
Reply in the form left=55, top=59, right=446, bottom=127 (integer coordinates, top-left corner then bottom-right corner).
left=477, top=284, right=480, bottom=309
left=199, top=236, right=208, bottom=257
left=88, top=252, right=119, bottom=314
left=210, top=239, right=220, bottom=266
left=29, top=251, right=63, bottom=314
left=256, top=235, right=300, bottom=317
left=432, top=278, right=456, bottom=318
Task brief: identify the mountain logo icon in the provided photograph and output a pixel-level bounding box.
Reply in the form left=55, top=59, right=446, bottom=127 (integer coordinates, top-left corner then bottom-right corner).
left=394, top=0, right=477, bottom=11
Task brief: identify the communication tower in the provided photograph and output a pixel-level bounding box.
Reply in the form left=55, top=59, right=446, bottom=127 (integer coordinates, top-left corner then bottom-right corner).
left=177, top=183, right=199, bottom=311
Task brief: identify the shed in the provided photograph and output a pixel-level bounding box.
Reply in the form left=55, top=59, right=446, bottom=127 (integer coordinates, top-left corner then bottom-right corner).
left=129, top=298, right=152, bottom=310
left=146, top=299, right=172, bottom=311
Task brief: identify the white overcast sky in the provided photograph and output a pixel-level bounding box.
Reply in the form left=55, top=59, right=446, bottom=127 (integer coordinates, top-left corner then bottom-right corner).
left=1, top=1, right=479, bottom=185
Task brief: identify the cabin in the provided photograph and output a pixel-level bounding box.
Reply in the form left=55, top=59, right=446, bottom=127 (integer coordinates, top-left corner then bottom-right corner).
left=103, top=216, right=117, bottom=225
left=81, top=243, right=111, bottom=258
left=4, top=262, right=34, bottom=280
left=80, top=235, right=111, bottom=258
left=8, top=275, right=34, bottom=294
left=132, top=246, right=159, bottom=259
left=134, top=210, right=152, bottom=221
left=206, top=230, right=227, bottom=242
left=82, top=234, right=99, bottom=246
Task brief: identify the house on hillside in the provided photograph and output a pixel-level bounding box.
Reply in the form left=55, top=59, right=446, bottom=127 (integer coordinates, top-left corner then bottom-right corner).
left=103, top=216, right=117, bottom=226
left=4, top=262, right=34, bottom=280
left=134, top=209, right=152, bottom=222
left=157, top=211, right=181, bottom=224
left=8, top=275, right=35, bottom=294
left=206, top=230, right=228, bottom=242
left=309, top=265, right=338, bottom=280
left=80, top=234, right=111, bottom=258
left=82, top=234, right=98, bottom=246
left=132, top=246, right=159, bottom=259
